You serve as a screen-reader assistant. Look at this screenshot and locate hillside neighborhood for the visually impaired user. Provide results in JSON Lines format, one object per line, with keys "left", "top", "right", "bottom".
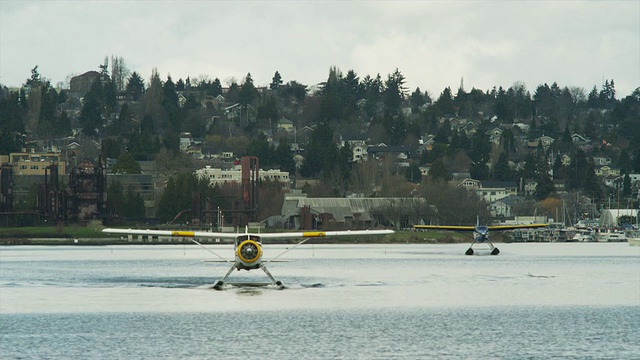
{"left": 1, "top": 62, "right": 639, "bottom": 235}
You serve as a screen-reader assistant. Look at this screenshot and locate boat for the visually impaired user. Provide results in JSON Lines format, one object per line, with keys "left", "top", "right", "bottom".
{"left": 594, "top": 229, "right": 627, "bottom": 242}
{"left": 626, "top": 231, "right": 640, "bottom": 246}
{"left": 571, "top": 231, "right": 596, "bottom": 242}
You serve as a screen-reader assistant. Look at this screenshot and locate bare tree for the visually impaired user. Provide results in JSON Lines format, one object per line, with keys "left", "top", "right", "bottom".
{"left": 111, "top": 55, "right": 130, "bottom": 92}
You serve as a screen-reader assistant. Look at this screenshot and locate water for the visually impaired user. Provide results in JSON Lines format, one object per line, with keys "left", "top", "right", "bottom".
{"left": 1, "top": 243, "right": 639, "bottom": 359}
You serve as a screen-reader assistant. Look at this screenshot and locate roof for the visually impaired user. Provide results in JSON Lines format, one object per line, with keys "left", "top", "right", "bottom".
{"left": 282, "top": 197, "right": 428, "bottom": 223}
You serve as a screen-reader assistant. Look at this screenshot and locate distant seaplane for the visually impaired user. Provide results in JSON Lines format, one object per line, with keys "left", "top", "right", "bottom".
{"left": 413, "top": 220, "right": 548, "bottom": 255}
{"left": 102, "top": 227, "right": 394, "bottom": 289}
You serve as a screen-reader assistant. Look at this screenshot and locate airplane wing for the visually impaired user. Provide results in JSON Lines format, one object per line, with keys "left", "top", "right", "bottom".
{"left": 413, "top": 224, "right": 549, "bottom": 231}
{"left": 413, "top": 225, "right": 476, "bottom": 231}
{"left": 102, "top": 228, "right": 394, "bottom": 239}
{"left": 257, "top": 229, "right": 395, "bottom": 239}
{"left": 102, "top": 228, "right": 240, "bottom": 239}
{"left": 487, "top": 224, "right": 549, "bottom": 231}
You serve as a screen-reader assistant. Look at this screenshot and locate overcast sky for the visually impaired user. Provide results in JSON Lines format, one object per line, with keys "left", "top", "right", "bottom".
{"left": 1, "top": 1, "right": 639, "bottom": 98}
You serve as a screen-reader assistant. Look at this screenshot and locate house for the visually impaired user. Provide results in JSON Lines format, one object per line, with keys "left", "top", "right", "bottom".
{"left": 352, "top": 144, "right": 368, "bottom": 162}
{"left": 277, "top": 117, "right": 294, "bottom": 132}
{"left": 458, "top": 121, "right": 478, "bottom": 136}
{"left": 195, "top": 165, "right": 290, "bottom": 189}
{"left": 201, "top": 94, "right": 225, "bottom": 110}
{"left": 340, "top": 134, "right": 369, "bottom": 148}
{"left": 475, "top": 181, "right": 518, "bottom": 203}
{"left": 593, "top": 156, "right": 612, "bottom": 166}
{"left": 486, "top": 127, "right": 503, "bottom": 145}
{"left": 179, "top": 132, "right": 193, "bottom": 152}
{"left": 489, "top": 194, "right": 524, "bottom": 218}
{"left": 9, "top": 152, "right": 66, "bottom": 175}
{"left": 571, "top": 133, "right": 590, "bottom": 145}
{"left": 367, "top": 145, "right": 411, "bottom": 162}
{"left": 595, "top": 165, "right": 619, "bottom": 178}
{"left": 527, "top": 135, "right": 555, "bottom": 151}
{"left": 512, "top": 123, "right": 530, "bottom": 133}
{"left": 524, "top": 179, "right": 538, "bottom": 196}
{"left": 177, "top": 93, "right": 187, "bottom": 108}
{"left": 419, "top": 135, "right": 436, "bottom": 152}
{"left": 455, "top": 178, "right": 481, "bottom": 191}
{"left": 280, "top": 194, "right": 434, "bottom": 230}
{"left": 70, "top": 71, "right": 100, "bottom": 94}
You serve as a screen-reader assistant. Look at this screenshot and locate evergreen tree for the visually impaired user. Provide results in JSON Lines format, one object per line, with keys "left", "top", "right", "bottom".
{"left": 37, "top": 84, "right": 56, "bottom": 136}
{"left": 107, "top": 180, "right": 125, "bottom": 220}
{"left": 300, "top": 122, "right": 337, "bottom": 178}
{"left": 319, "top": 67, "right": 346, "bottom": 122}
{"left": 362, "top": 74, "right": 383, "bottom": 117}
{"left": 124, "top": 187, "right": 145, "bottom": 219}
{"left": 162, "top": 75, "right": 180, "bottom": 131}
{"left": 617, "top": 149, "right": 632, "bottom": 174}
{"left": 494, "top": 153, "right": 513, "bottom": 181}
{"left": 246, "top": 133, "right": 274, "bottom": 167}
{"left": 534, "top": 157, "right": 555, "bottom": 200}
{"left": 428, "top": 159, "right": 451, "bottom": 183}
{"left": 239, "top": 73, "right": 259, "bottom": 106}
{"left": 567, "top": 149, "right": 588, "bottom": 190}
{"left": 434, "top": 87, "right": 455, "bottom": 115}
{"left": 126, "top": 71, "right": 145, "bottom": 101}
{"left": 274, "top": 138, "right": 296, "bottom": 174}
{"left": 405, "top": 162, "right": 422, "bottom": 183}
{"left": 112, "top": 151, "right": 141, "bottom": 174}
{"left": 270, "top": 71, "right": 283, "bottom": 91}
{"left": 582, "top": 161, "right": 603, "bottom": 201}
{"left": 383, "top": 68, "right": 405, "bottom": 117}
{"left": 256, "top": 96, "right": 279, "bottom": 129}
{"left": 623, "top": 173, "right": 632, "bottom": 198}
{"left": 79, "top": 85, "right": 102, "bottom": 137}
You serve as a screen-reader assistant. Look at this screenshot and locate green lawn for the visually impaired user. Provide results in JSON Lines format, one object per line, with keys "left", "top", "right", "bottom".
{"left": 0, "top": 226, "right": 105, "bottom": 238}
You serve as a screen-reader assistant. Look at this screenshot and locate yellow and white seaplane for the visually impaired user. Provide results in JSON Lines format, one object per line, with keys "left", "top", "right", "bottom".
{"left": 102, "top": 227, "right": 394, "bottom": 289}
{"left": 413, "top": 220, "right": 548, "bottom": 255}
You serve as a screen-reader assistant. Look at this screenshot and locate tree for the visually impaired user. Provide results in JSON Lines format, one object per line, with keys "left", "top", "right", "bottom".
{"left": 107, "top": 180, "right": 125, "bottom": 220}
{"left": 145, "top": 68, "right": 164, "bottom": 131}
{"left": 162, "top": 75, "right": 180, "bottom": 131}
{"left": 434, "top": 87, "right": 455, "bottom": 115}
{"left": 319, "top": 66, "right": 346, "bottom": 122}
{"left": 405, "top": 162, "right": 422, "bottom": 183}
{"left": 126, "top": 71, "right": 145, "bottom": 101}
{"left": 534, "top": 171, "right": 555, "bottom": 200}
{"left": 410, "top": 87, "right": 428, "bottom": 113}
{"left": 428, "top": 159, "right": 451, "bottom": 183}
{"left": 582, "top": 161, "right": 603, "bottom": 201}
{"left": 300, "top": 122, "right": 338, "bottom": 178}
{"left": 383, "top": 68, "right": 406, "bottom": 116}
{"left": 239, "top": 73, "right": 259, "bottom": 107}
{"left": 110, "top": 55, "right": 130, "bottom": 92}
{"left": 274, "top": 138, "right": 296, "bottom": 174}
{"left": 256, "top": 96, "right": 279, "bottom": 129}
{"left": 567, "top": 149, "right": 588, "bottom": 190}
{"left": 124, "top": 187, "right": 145, "bottom": 219}
{"left": 37, "top": 83, "right": 56, "bottom": 136}
{"left": 493, "top": 153, "right": 513, "bottom": 181}
{"left": 111, "top": 151, "right": 141, "bottom": 174}
{"left": 79, "top": 84, "right": 102, "bottom": 137}
{"left": 270, "top": 71, "right": 283, "bottom": 91}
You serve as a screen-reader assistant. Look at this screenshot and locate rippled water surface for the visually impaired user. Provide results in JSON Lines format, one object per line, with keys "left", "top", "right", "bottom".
{"left": 1, "top": 243, "right": 639, "bottom": 359}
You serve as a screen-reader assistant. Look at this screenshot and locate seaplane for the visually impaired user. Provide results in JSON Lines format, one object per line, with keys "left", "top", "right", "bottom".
{"left": 102, "top": 227, "right": 394, "bottom": 289}
{"left": 413, "top": 220, "right": 548, "bottom": 255}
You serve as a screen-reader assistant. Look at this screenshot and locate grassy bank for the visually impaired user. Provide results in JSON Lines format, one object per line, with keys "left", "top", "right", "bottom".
{"left": 0, "top": 226, "right": 471, "bottom": 245}
{"left": 0, "top": 226, "right": 105, "bottom": 239}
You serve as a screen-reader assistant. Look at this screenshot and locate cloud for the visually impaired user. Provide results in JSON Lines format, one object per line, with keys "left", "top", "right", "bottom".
{"left": 1, "top": 1, "right": 638, "bottom": 96}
